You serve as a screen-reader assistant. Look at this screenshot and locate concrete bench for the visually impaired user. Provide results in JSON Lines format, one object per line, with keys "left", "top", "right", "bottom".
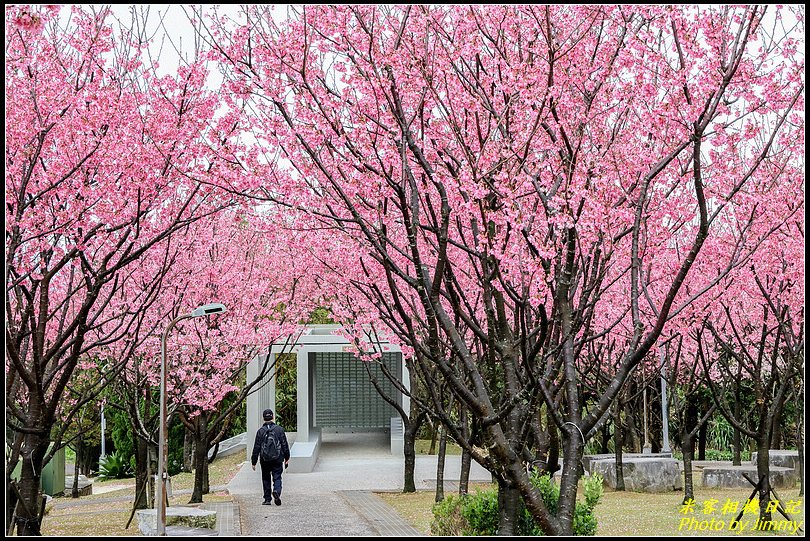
{"left": 702, "top": 465, "right": 798, "bottom": 489}
{"left": 65, "top": 474, "right": 92, "bottom": 496}
{"left": 209, "top": 432, "right": 247, "bottom": 460}
{"left": 136, "top": 507, "right": 217, "bottom": 536}
{"left": 750, "top": 450, "right": 800, "bottom": 471}
{"left": 591, "top": 457, "right": 682, "bottom": 493}
{"left": 583, "top": 452, "right": 672, "bottom": 474}
{"left": 288, "top": 437, "right": 320, "bottom": 473}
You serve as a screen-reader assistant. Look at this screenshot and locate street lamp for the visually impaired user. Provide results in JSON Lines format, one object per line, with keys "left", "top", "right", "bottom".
{"left": 156, "top": 303, "right": 227, "bottom": 536}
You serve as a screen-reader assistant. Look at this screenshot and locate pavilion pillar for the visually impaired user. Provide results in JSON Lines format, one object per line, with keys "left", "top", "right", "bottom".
{"left": 296, "top": 347, "right": 310, "bottom": 442}
{"left": 246, "top": 352, "right": 276, "bottom": 461}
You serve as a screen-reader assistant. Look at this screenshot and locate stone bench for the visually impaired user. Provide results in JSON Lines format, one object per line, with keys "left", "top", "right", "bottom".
{"left": 583, "top": 452, "right": 672, "bottom": 474}
{"left": 288, "top": 429, "right": 321, "bottom": 473}
{"left": 702, "top": 465, "right": 798, "bottom": 489}
{"left": 136, "top": 507, "right": 217, "bottom": 536}
{"left": 750, "top": 450, "right": 800, "bottom": 471}
{"left": 591, "top": 457, "right": 682, "bottom": 493}
{"left": 65, "top": 474, "right": 92, "bottom": 496}
{"left": 209, "top": 432, "right": 247, "bottom": 460}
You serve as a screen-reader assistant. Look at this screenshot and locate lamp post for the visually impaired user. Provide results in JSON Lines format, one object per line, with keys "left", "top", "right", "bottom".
{"left": 100, "top": 402, "right": 106, "bottom": 459}
{"left": 156, "top": 303, "right": 227, "bottom": 536}
{"left": 660, "top": 344, "right": 672, "bottom": 454}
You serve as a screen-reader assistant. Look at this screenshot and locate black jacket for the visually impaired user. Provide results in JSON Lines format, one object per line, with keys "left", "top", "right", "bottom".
{"left": 251, "top": 422, "right": 290, "bottom": 465}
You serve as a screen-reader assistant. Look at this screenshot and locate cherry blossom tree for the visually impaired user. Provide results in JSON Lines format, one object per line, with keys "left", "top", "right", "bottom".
{"left": 207, "top": 5, "right": 804, "bottom": 534}
{"left": 4, "top": 6, "right": 244, "bottom": 533}
{"left": 136, "top": 209, "right": 315, "bottom": 503}
{"left": 697, "top": 241, "right": 804, "bottom": 522}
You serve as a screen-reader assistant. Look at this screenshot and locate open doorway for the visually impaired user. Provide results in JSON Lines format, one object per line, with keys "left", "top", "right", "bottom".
{"left": 274, "top": 353, "right": 297, "bottom": 433}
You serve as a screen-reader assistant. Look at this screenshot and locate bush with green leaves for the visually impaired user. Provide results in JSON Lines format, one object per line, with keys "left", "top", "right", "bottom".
{"left": 461, "top": 488, "right": 499, "bottom": 535}
{"left": 431, "top": 471, "right": 603, "bottom": 535}
{"left": 97, "top": 451, "right": 133, "bottom": 481}
{"left": 431, "top": 494, "right": 466, "bottom": 536}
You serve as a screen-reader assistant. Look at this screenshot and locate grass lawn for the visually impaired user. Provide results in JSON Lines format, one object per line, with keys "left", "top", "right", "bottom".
{"left": 41, "top": 453, "right": 245, "bottom": 536}
{"left": 171, "top": 452, "right": 245, "bottom": 491}
{"left": 415, "top": 438, "right": 463, "bottom": 455}
{"left": 378, "top": 471, "right": 805, "bottom": 536}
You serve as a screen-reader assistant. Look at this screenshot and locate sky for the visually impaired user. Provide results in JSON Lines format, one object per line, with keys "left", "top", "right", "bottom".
{"left": 61, "top": 5, "right": 802, "bottom": 78}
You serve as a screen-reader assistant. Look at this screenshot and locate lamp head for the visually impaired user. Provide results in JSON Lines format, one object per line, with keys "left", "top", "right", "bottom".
{"left": 191, "top": 303, "right": 227, "bottom": 317}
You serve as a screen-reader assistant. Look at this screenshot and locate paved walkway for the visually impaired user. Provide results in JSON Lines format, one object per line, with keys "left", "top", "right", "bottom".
{"left": 203, "top": 500, "right": 240, "bottom": 536}
{"left": 341, "top": 491, "right": 421, "bottom": 536}
{"left": 228, "top": 432, "right": 491, "bottom": 536}
{"left": 57, "top": 432, "right": 489, "bottom": 536}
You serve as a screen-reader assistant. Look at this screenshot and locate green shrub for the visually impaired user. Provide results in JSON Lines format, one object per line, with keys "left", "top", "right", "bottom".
{"left": 584, "top": 473, "right": 603, "bottom": 510}
{"left": 708, "top": 416, "right": 735, "bottom": 451}
{"left": 431, "top": 472, "right": 603, "bottom": 535}
{"left": 431, "top": 494, "right": 466, "bottom": 536}
{"left": 106, "top": 406, "right": 136, "bottom": 472}
{"left": 460, "top": 489, "right": 499, "bottom": 535}
{"left": 701, "top": 448, "right": 751, "bottom": 461}
{"left": 97, "top": 451, "right": 133, "bottom": 481}
{"left": 572, "top": 504, "right": 598, "bottom": 536}
{"left": 533, "top": 470, "right": 560, "bottom": 515}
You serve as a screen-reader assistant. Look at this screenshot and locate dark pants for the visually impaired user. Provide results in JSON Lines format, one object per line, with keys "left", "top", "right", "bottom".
{"left": 260, "top": 460, "right": 284, "bottom": 501}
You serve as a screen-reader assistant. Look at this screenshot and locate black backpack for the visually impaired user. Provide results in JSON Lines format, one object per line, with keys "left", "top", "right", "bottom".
{"left": 260, "top": 425, "right": 282, "bottom": 462}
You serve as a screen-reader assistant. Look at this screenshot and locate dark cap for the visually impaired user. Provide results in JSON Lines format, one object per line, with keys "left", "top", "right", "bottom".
{"left": 262, "top": 409, "right": 274, "bottom": 421}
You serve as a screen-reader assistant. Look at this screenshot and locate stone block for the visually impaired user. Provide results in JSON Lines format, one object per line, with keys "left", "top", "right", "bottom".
{"left": 702, "top": 465, "right": 797, "bottom": 489}
{"left": 209, "top": 432, "right": 247, "bottom": 460}
{"left": 591, "top": 457, "right": 682, "bottom": 493}
{"left": 65, "top": 474, "right": 92, "bottom": 496}
{"left": 288, "top": 429, "right": 321, "bottom": 473}
{"left": 750, "top": 450, "right": 800, "bottom": 471}
{"left": 136, "top": 507, "right": 217, "bottom": 536}
{"left": 583, "top": 452, "right": 672, "bottom": 474}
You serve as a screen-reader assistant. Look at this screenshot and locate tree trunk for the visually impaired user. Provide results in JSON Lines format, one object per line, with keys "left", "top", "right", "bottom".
{"left": 15, "top": 434, "right": 48, "bottom": 535}
{"left": 771, "top": 419, "right": 782, "bottom": 450}
{"left": 459, "top": 406, "right": 471, "bottom": 495}
{"left": 459, "top": 448, "right": 472, "bottom": 496}
{"left": 7, "top": 477, "right": 19, "bottom": 535}
{"left": 189, "top": 418, "right": 209, "bottom": 504}
{"left": 183, "top": 427, "right": 194, "bottom": 473}
{"left": 732, "top": 427, "right": 742, "bottom": 465}
{"left": 770, "top": 389, "right": 789, "bottom": 450}
{"left": 147, "top": 445, "right": 155, "bottom": 510}
{"left": 797, "top": 418, "right": 804, "bottom": 497}
{"left": 556, "top": 430, "right": 585, "bottom": 535}
{"left": 71, "top": 440, "right": 82, "bottom": 498}
{"left": 733, "top": 366, "right": 742, "bottom": 465}
{"left": 625, "top": 399, "right": 640, "bottom": 453}
{"left": 798, "top": 386, "right": 804, "bottom": 497}
{"left": 133, "top": 436, "right": 149, "bottom": 510}
{"left": 202, "top": 451, "right": 210, "bottom": 494}
{"left": 614, "top": 404, "right": 625, "bottom": 491}
{"left": 755, "top": 433, "right": 772, "bottom": 523}
{"left": 496, "top": 479, "right": 521, "bottom": 536}
{"left": 600, "top": 422, "right": 611, "bottom": 454}
{"left": 545, "top": 409, "right": 560, "bottom": 476}
{"left": 697, "top": 421, "right": 708, "bottom": 461}
{"left": 685, "top": 400, "right": 698, "bottom": 459}
{"left": 79, "top": 442, "right": 95, "bottom": 476}
{"left": 682, "top": 432, "right": 695, "bottom": 503}
{"left": 428, "top": 420, "right": 438, "bottom": 455}
{"left": 403, "top": 420, "right": 418, "bottom": 493}
{"left": 435, "top": 425, "right": 447, "bottom": 502}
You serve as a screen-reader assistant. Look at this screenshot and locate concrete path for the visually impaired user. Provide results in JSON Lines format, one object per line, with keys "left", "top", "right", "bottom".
{"left": 228, "top": 432, "right": 491, "bottom": 536}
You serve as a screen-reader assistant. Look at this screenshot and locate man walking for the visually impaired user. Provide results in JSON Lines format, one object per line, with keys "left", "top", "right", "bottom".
{"left": 251, "top": 409, "right": 290, "bottom": 505}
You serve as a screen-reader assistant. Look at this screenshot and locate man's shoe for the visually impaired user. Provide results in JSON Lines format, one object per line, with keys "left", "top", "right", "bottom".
{"left": 273, "top": 492, "right": 281, "bottom": 506}
{"left": 262, "top": 500, "right": 272, "bottom": 505}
